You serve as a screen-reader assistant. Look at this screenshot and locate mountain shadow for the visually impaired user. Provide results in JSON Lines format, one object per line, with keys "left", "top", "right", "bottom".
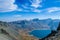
{"left": 57, "top": 22, "right": 60, "bottom": 31}
{"left": 39, "top": 22, "right": 60, "bottom": 40}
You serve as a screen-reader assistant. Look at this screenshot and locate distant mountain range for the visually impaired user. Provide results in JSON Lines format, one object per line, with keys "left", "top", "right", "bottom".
{"left": 9, "top": 18, "right": 60, "bottom": 31}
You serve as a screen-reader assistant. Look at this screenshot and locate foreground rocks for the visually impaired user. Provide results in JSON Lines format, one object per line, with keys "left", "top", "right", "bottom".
{"left": 0, "top": 32, "right": 13, "bottom": 40}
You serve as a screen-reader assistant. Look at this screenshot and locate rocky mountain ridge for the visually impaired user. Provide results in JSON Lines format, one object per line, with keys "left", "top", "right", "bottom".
{"left": 0, "top": 19, "right": 60, "bottom": 40}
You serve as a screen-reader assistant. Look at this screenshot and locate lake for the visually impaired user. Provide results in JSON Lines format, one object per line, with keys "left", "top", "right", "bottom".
{"left": 30, "top": 30, "right": 51, "bottom": 38}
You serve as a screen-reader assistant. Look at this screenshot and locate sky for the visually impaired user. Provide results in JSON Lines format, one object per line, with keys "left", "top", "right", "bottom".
{"left": 0, "top": 0, "right": 60, "bottom": 22}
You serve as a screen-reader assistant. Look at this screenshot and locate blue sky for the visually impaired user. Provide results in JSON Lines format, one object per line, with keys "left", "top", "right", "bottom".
{"left": 0, "top": 0, "right": 60, "bottom": 22}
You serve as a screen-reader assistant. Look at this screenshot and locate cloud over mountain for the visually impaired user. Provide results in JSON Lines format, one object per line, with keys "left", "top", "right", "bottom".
{"left": 0, "top": 0, "right": 17, "bottom": 12}
{"left": 30, "top": 0, "right": 42, "bottom": 8}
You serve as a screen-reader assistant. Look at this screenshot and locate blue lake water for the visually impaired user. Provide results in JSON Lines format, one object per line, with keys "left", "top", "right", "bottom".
{"left": 30, "top": 30, "right": 51, "bottom": 38}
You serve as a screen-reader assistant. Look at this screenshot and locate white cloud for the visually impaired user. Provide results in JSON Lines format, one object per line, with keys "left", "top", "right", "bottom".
{"left": 47, "top": 7, "right": 60, "bottom": 13}
{"left": 0, "top": 0, "right": 17, "bottom": 12}
{"left": 0, "top": 15, "right": 22, "bottom": 22}
{"left": 31, "top": 9, "right": 42, "bottom": 13}
{"left": 13, "top": 15, "right": 22, "bottom": 18}
{"left": 30, "top": 0, "right": 42, "bottom": 8}
{"left": 17, "top": 8, "right": 42, "bottom": 13}
{"left": 10, "top": 15, "right": 22, "bottom": 21}
{"left": 16, "top": 9, "right": 23, "bottom": 11}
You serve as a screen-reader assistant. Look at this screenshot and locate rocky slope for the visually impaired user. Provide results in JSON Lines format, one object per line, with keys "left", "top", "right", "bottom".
{"left": 0, "top": 21, "right": 39, "bottom": 40}
{"left": 0, "top": 33, "right": 13, "bottom": 40}
{"left": 39, "top": 23, "right": 60, "bottom": 40}
{"left": 0, "top": 19, "right": 60, "bottom": 40}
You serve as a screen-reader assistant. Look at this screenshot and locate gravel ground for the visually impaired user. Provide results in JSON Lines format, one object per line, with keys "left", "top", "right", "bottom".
{"left": 0, "top": 33, "right": 12, "bottom": 40}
